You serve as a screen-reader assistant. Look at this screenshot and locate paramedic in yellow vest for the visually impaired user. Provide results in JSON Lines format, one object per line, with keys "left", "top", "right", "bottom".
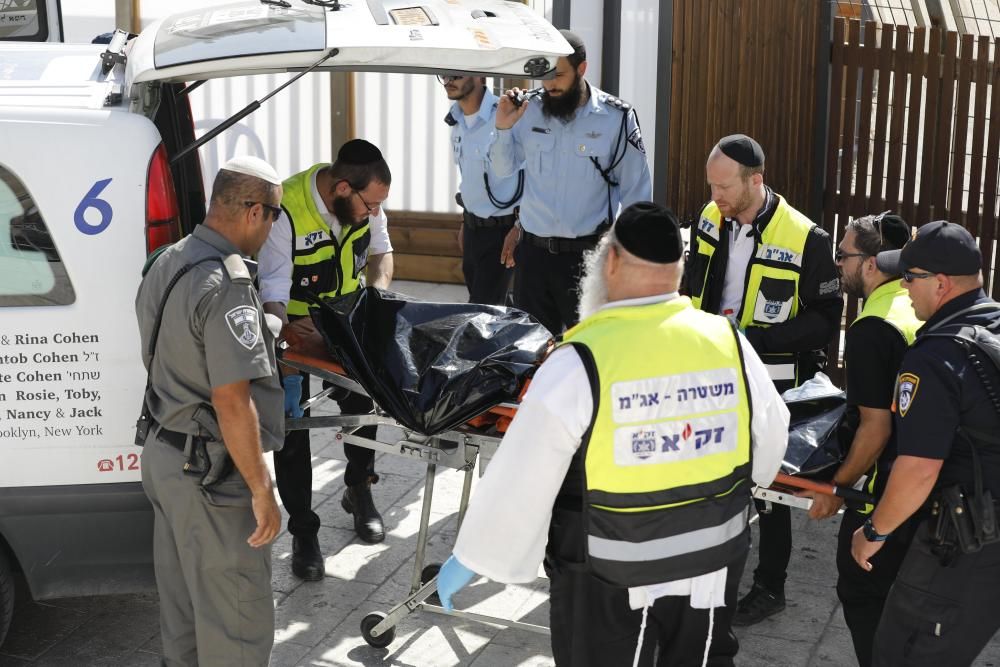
{"left": 801, "top": 213, "right": 920, "bottom": 667}
{"left": 436, "top": 202, "right": 790, "bottom": 666}
{"left": 682, "top": 134, "right": 842, "bottom": 626}
{"left": 258, "top": 139, "right": 394, "bottom": 581}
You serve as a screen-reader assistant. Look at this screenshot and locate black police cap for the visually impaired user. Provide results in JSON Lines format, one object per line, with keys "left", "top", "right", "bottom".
{"left": 614, "top": 202, "right": 683, "bottom": 264}
{"left": 876, "top": 220, "right": 981, "bottom": 276}
{"left": 337, "top": 139, "right": 383, "bottom": 165}
{"left": 718, "top": 134, "right": 765, "bottom": 168}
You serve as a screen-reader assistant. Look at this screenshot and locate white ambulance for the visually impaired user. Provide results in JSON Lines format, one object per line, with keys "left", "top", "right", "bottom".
{"left": 0, "top": 0, "right": 568, "bottom": 644}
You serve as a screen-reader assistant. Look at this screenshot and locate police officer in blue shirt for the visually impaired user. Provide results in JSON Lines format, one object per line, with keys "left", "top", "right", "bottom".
{"left": 489, "top": 29, "right": 652, "bottom": 334}
{"left": 439, "top": 74, "right": 521, "bottom": 305}
{"left": 852, "top": 221, "right": 1000, "bottom": 666}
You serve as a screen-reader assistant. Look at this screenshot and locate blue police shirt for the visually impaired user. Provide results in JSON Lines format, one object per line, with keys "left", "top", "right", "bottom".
{"left": 894, "top": 288, "right": 1000, "bottom": 497}
{"left": 488, "top": 83, "right": 652, "bottom": 239}
{"left": 449, "top": 88, "right": 521, "bottom": 218}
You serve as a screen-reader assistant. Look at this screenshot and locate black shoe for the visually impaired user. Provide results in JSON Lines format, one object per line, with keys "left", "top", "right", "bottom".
{"left": 341, "top": 483, "right": 385, "bottom": 543}
{"left": 291, "top": 535, "right": 325, "bottom": 581}
{"left": 733, "top": 583, "right": 786, "bottom": 626}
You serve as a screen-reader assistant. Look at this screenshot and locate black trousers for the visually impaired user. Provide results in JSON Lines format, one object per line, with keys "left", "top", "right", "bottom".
{"left": 836, "top": 510, "right": 917, "bottom": 667}
{"left": 272, "top": 372, "right": 377, "bottom": 538}
{"left": 545, "top": 506, "right": 745, "bottom": 667}
{"left": 872, "top": 519, "right": 1000, "bottom": 667}
{"left": 751, "top": 498, "right": 791, "bottom": 594}
{"left": 462, "top": 212, "right": 514, "bottom": 306}
{"left": 512, "top": 240, "right": 588, "bottom": 335}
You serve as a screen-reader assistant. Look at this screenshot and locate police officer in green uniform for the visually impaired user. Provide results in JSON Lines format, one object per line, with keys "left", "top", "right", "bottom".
{"left": 683, "top": 134, "right": 842, "bottom": 625}
{"left": 135, "top": 157, "right": 284, "bottom": 666}
{"left": 806, "top": 213, "right": 919, "bottom": 667}
{"left": 437, "top": 203, "right": 790, "bottom": 666}
{"left": 853, "top": 221, "right": 1000, "bottom": 666}
{"left": 258, "top": 140, "right": 394, "bottom": 580}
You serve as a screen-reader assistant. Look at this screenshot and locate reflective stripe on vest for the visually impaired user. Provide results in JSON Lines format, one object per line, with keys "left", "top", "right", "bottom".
{"left": 850, "top": 281, "right": 920, "bottom": 513}
{"left": 562, "top": 298, "right": 753, "bottom": 586}
{"left": 690, "top": 196, "right": 814, "bottom": 390}
{"left": 283, "top": 165, "right": 371, "bottom": 316}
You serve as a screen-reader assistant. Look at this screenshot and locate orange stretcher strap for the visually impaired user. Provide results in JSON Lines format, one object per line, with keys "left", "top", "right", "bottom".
{"left": 772, "top": 472, "right": 875, "bottom": 505}
{"left": 282, "top": 349, "right": 347, "bottom": 377}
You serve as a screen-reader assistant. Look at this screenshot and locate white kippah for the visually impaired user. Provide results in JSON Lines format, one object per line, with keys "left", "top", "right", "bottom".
{"left": 220, "top": 156, "right": 282, "bottom": 185}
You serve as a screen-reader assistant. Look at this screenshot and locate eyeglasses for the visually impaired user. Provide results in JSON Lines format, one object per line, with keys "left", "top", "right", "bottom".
{"left": 352, "top": 189, "right": 380, "bottom": 215}
{"left": 835, "top": 250, "right": 869, "bottom": 262}
{"left": 436, "top": 74, "right": 465, "bottom": 85}
{"left": 245, "top": 201, "right": 282, "bottom": 222}
{"left": 902, "top": 270, "right": 935, "bottom": 283}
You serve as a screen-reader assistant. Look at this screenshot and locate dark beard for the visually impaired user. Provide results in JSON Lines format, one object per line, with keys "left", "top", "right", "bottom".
{"left": 541, "top": 76, "right": 583, "bottom": 122}
{"left": 332, "top": 193, "right": 365, "bottom": 227}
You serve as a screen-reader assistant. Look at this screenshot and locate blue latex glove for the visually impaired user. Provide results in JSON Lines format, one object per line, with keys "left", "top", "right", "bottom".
{"left": 436, "top": 554, "right": 476, "bottom": 612}
{"left": 283, "top": 375, "right": 304, "bottom": 418}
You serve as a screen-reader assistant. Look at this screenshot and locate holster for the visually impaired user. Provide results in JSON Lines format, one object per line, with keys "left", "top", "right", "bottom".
{"left": 182, "top": 404, "right": 234, "bottom": 488}
{"left": 931, "top": 484, "right": 1000, "bottom": 559}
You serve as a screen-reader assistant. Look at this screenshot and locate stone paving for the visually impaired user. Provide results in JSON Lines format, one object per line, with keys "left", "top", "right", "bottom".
{"left": 2, "top": 281, "right": 1000, "bottom": 666}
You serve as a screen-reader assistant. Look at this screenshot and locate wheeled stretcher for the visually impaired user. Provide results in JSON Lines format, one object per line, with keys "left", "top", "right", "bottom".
{"left": 280, "top": 346, "right": 548, "bottom": 648}
{"left": 279, "top": 289, "right": 870, "bottom": 648}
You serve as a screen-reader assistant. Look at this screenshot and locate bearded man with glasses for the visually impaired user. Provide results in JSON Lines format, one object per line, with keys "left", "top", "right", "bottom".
{"left": 812, "top": 212, "right": 921, "bottom": 667}
{"left": 257, "top": 139, "right": 394, "bottom": 580}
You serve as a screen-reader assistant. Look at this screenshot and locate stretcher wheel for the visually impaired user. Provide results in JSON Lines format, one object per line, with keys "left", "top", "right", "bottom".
{"left": 420, "top": 563, "right": 441, "bottom": 585}
{"left": 360, "top": 611, "right": 395, "bottom": 648}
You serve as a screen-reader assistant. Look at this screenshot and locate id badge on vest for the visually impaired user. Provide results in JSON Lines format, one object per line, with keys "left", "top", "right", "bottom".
{"left": 752, "top": 277, "right": 795, "bottom": 325}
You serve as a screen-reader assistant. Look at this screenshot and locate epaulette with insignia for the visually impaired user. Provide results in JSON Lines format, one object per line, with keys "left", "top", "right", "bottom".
{"left": 444, "top": 111, "right": 458, "bottom": 127}
{"left": 222, "top": 254, "right": 252, "bottom": 284}
{"left": 599, "top": 93, "right": 632, "bottom": 112}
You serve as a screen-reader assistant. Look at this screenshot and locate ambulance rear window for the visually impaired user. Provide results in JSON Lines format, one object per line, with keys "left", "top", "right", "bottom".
{"left": 0, "top": 166, "right": 75, "bottom": 307}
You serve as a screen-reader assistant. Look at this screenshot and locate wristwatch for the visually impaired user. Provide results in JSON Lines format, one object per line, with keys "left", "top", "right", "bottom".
{"left": 862, "top": 517, "right": 890, "bottom": 542}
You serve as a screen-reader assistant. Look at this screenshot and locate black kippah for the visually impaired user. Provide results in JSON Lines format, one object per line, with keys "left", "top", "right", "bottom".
{"left": 559, "top": 29, "right": 586, "bottom": 62}
{"left": 718, "top": 134, "right": 765, "bottom": 168}
{"left": 875, "top": 213, "right": 910, "bottom": 251}
{"left": 614, "top": 202, "right": 683, "bottom": 264}
{"left": 337, "top": 139, "right": 383, "bottom": 165}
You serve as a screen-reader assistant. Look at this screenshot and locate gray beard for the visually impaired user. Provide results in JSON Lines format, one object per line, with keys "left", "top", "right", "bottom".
{"left": 577, "top": 238, "right": 612, "bottom": 320}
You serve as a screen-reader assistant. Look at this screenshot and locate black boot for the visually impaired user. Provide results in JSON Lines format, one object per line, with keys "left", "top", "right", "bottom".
{"left": 341, "top": 482, "right": 385, "bottom": 543}
{"left": 291, "top": 535, "right": 325, "bottom": 581}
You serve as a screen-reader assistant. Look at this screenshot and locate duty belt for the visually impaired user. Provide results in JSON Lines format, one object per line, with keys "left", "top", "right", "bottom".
{"left": 154, "top": 423, "right": 208, "bottom": 452}
{"left": 463, "top": 211, "right": 516, "bottom": 229}
{"left": 523, "top": 230, "right": 605, "bottom": 254}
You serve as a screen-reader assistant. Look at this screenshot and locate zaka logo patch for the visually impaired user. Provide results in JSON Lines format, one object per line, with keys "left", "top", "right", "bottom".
{"left": 226, "top": 305, "right": 260, "bottom": 350}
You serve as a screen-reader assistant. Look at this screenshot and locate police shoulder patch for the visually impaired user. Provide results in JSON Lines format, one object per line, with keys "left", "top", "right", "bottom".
{"left": 225, "top": 305, "right": 260, "bottom": 350}
{"left": 895, "top": 372, "right": 920, "bottom": 417}
{"left": 628, "top": 126, "right": 646, "bottom": 154}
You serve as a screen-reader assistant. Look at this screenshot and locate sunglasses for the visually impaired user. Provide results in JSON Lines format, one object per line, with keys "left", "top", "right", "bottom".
{"left": 436, "top": 74, "right": 465, "bottom": 85}
{"left": 902, "top": 270, "right": 935, "bottom": 283}
{"left": 245, "top": 200, "right": 282, "bottom": 222}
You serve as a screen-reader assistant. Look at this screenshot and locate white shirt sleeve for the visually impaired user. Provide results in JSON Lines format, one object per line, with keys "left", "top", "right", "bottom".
{"left": 257, "top": 211, "right": 293, "bottom": 305}
{"left": 738, "top": 332, "right": 790, "bottom": 487}
{"left": 453, "top": 346, "right": 592, "bottom": 583}
{"left": 368, "top": 207, "right": 392, "bottom": 255}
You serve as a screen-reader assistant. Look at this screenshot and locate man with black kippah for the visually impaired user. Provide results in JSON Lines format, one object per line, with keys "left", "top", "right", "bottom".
{"left": 683, "top": 134, "right": 842, "bottom": 625}
{"left": 851, "top": 221, "right": 1000, "bottom": 666}
{"left": 489, "top": 29, "right": 652, "bottom": 336}
{"left": 258, "top": 139, "right": 395, "bottom": 580}
{"left": 807, "top": 212, "right": 921, "bottom": 667}
{"left": 435, "top": 202, "right": 790, "bottom": 666}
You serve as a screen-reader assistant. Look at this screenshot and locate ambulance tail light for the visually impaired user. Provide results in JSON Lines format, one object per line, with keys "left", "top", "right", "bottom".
{"left": 146, "top": 143, "right": 182, "bottom": 255}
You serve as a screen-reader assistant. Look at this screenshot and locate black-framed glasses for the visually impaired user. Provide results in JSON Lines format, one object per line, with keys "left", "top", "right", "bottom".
{"left": 352, "top": 189, "right": 380, "bottom": 215}
{"left": 436, "top": 74, "right": 465, "bottom": 85}
{"left": 245, "top": 201, "right": 282, "bottom": 222}
{"left": 903, "top": 270, "right": 935, "bottom": 283}
{"left": 835, "top": 249, "right": 869, "bottom": 262}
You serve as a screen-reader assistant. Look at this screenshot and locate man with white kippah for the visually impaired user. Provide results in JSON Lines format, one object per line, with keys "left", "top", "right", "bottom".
{"left": 135, "top": 156, "right": 285, "bottom": 665}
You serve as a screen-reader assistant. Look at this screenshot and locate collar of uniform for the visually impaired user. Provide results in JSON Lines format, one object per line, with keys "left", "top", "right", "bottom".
{"left": 598, "top": 292, "right": 680, "bottom": 312}
{"left": 192, "top": 223, "right": 242, "bottom": 257}
{"left": 309, "top": 166, "right": 339, "bottom": 227}
{"left": 917, "top": 288, "right": 989, "bottom": 336}
{"left": 866, "top": 279, "right": 907, "bottom": 304}
{"left": 580, "top": 81, "right": 606, "bottom": 118}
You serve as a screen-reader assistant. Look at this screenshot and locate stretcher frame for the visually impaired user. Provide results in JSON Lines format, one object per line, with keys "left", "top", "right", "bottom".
{"left": 279, "top": 349, "right": 550, "bottom": 648}
{"left": 279, "top": 348, "right": 870, "bottom": 648}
